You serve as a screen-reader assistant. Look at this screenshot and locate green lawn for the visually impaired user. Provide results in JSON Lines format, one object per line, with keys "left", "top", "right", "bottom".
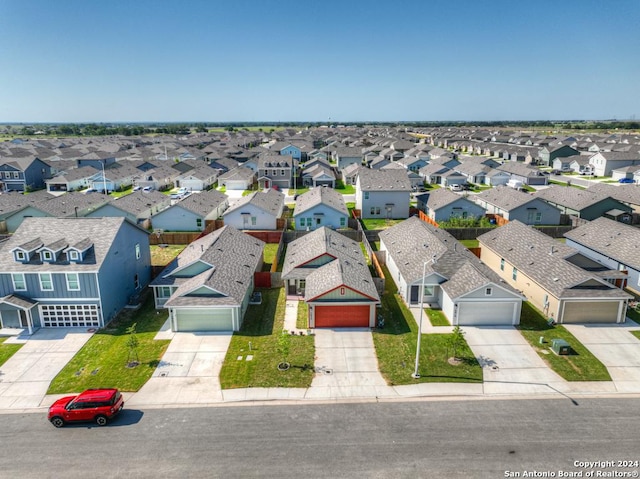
{"left": 292, "top": 187, "right": 310, "bottom": 195}
{"left": 360, "top": 218, "right": 406, "bottom": 230}
{"left": 335, "top": 181, "right": 355, "bottom": 194}
{"left": 47, "top": 294, "right": 171, "bottom": 393}
{"left": 219, "top": 289, "right": 315, "bottom": 389}
{"left": 372, "top": 266, "right": 483, "bottom": 385}
{"left": 0, "top": 337, "right": 23, "bottom": 367}
{"left": 516, "top": 302, "right": 611, "bottom": 381}
{"left": 262, "top": 243, "right": 279, "bottom": 272}
{"left": 109, "top": 186, "right": 133, "bottom": 199}
{"left": 459, "top": 239, "right": 479, "bottom": 248}
{"left": 297, "top": 301, "right": 308, "bottom": 329}
{"left": 150, "top": 244, "right": 186, "bottom": 267}
{"left": 426, "top": 308, "right": 450, "bottom": 326}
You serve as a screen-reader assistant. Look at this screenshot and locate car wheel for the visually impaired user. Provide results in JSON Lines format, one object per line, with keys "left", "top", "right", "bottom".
{"left": 95, "top": 415, "right": 108, "bottom": 426}
{"left": 50, "top": 416, "right": 65, "bottom": 428}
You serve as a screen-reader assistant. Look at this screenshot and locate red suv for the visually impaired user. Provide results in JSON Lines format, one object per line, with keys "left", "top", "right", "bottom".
{"left": 48, "top": 388, "right": 124, "bottom": 428}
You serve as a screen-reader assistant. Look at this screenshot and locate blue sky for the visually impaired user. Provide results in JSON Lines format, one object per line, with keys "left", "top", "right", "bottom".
{"left": 1, "top": 0, "right": 638, "bottom": 122}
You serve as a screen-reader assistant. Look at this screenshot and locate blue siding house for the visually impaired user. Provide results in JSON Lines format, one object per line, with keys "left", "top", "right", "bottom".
{"left": 0, "top": 156, "right": 52, "bottom": 192}
{"left": 0, "top": 217, "right": 151, "bottom": 333}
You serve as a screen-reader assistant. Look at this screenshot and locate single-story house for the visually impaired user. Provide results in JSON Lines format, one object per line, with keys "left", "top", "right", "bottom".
{"left": 223, "top": 188, "right": 284, "bottom": 230}
{"left": 423, "top": 188, "right": 486, "bottom": 223}
{"left": 534, "top": 186, "right": 632, "bottom": 221}
{"left": 150, "top": 190, "right": 229, "bottom": 232}
{"left": 293, "top": 186, "right": 348, "bottom": 230}
{"left": 218, "top": 166, "right": 256, "bottom": 190}
{"left": 473, "top": 186, "right": 562, "bottom": 225}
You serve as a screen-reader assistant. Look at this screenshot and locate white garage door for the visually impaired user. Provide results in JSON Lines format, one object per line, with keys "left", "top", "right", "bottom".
{"left": 457, "top": 302, "right": 517, "bottom": 326}
{"left": 175, "top": 308, "right": 234, "bottom": 332}
{"left": 562, "top": 301, "right": 620, "bottom": 324}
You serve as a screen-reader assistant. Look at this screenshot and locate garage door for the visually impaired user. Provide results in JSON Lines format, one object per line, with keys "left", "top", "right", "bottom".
{"left": 457, "top": 302, "right": 517, "bottom": 326}
{"left": 315, "top": 305, "right": 370, "bottom": 328}
{"left": 175, "top": 308, "right": 233, "bottom": 332}
{"left": 562, "top": 301, "right": 620, "bottom": 324}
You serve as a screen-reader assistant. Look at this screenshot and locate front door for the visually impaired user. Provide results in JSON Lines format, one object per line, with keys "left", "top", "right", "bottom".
{"left": 410, "top": 285, "right": 419, "bottom": 304}
{"left": 265, "top": 179, "right": 270, "bottom": 188}
{"left": 19, "top": 310, "right": 28, "bottom": 327}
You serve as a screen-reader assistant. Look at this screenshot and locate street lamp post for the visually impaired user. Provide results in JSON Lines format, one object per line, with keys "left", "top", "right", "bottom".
{"left": 411, "top": 260, "right": 428, "bottom": 379}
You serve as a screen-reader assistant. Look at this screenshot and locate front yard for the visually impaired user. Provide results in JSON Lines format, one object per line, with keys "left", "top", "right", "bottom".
{"left": 150, "top": 244, "right": 187, "bottom": 266}
{"left": 0, "top": 337, "right": 23, "bottom": 367}
{"left": 47, "top": 293, "right": 171, "bottom": 393}
{"left": 360, "top": 218, "right": 406, "bottom": 230}
{"left": 516, "top": 302, "right": 611, "bottom": 381}
{"left": 219, "top": 288, "right": 315, "bottom": 389}
{"left": 372, "top": 266, "right": 483, "bottom": 384}
{"left": 262, "top": 243, "right": 280, "bottom": 272}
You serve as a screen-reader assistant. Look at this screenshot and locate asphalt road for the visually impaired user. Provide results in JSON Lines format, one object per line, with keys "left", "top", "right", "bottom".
{"left": 2, "top": 398, "right": 639, "bottom": 479}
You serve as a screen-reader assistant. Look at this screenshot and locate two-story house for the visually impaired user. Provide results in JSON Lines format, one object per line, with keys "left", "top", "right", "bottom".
{"left": 355, "top": 168, "right": 411, "bottom": 219}
{"left": 0, "top": 217, "right": 151, "bottom": 334}
{"left": 0, "top": 156, "right": 52, "bottom": 192}
{"left": 257, "top": 155, "right": 295, "bottom": 190}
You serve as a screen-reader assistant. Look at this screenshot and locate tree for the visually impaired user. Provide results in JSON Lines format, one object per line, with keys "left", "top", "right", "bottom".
{"left": 126, "top": 323, "right": 140, "bottom": 366}
{"left": 447, "top": 325, "right": 466, "bottom": 360}
{"left": 277, "top": 330, "right": 291, "bottom": 370}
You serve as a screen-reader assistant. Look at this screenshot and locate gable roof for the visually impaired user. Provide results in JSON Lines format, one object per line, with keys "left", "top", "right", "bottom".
{"left": 169, "top": 189, "right": 228, "bottom": 217}
{"left": 357, "top": 168, "right": 411, "bottom": 191}
{"left": 534, "top": 185, "right": 628, "bottom": 212}
{"left": 425, "top": 188, "right": 480, "bottom": 212}
{"left": 224, "top": 188, "right": 283, "bottom": 217}
{"left": 474, "top": 185, "right": 542, "bottom": 211}
{"left": 294, "top": 187, "right": 348, "bottom": 216}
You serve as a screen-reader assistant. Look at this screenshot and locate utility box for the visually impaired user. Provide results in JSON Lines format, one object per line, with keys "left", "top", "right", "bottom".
{"left": 551, "top": 339, "right": 571, "bottom": 355}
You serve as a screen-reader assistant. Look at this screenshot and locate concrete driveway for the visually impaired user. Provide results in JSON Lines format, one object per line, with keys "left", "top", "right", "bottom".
{"left": 307, "top": 329, "right": 394, "bottom": 399}
{"left": 0, "top": 328, "right": 93, "bottom": 409}
{"left": 564, "top": 321, "right": 640, "bottom": 393}
{"left": 463, "top": 326, "right": 570, "bottom": 395}
{"left": 127, "top": 331, "right": 232, "bottom": 407}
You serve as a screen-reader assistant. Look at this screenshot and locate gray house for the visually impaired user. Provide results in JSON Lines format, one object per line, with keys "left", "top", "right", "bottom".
{"left": 86, "top": 190, "right": 171, "bottom": 224}
{"left": 473, "top": 186, "right": 562, "bottom": 225}
{"left": 423, "top": 188, "right": 486, "bottom": 223}
{"left": 150, "top": 226, "right": 264, "bottom": 332}
{"left": 223, "top": 188, "right": 284, "bottom": 230}
{"left": 0, "top": 156, "right": 52, "bottom": 192}
{"left": 534, "top": 186, "right": 632, "bottom": 221}
{"left": 355, "top": 168, "right": 411, "bottom": 219}
{"left": 257, "top": 154, "right": 295, "bottom": 189}
{"left": 539, "top": 145, "right": 580, "bottom": 166}
{"left": 0, "top": 217, "right": 151, "bottom": 333}
{"left": 334, "top": 147, "right": 363, "bottom": 170}
{"left": 150, "top": 189, "right": 229, "bottom": 232}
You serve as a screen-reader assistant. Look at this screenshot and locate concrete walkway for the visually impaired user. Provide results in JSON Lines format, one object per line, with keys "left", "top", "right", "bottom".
{"left": 0, "top": 328, "right": 93, "bottom": 409}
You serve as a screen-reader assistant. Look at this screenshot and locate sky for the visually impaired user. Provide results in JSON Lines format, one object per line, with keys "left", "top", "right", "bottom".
{"left": 0, "top": 0, "right": 639, "bottom": 123}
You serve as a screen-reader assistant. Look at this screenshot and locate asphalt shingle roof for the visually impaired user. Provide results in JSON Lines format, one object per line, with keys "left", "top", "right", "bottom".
{"left": 357, "top": 168, "right": 411, "bottom": 191}
{"left": 294, "top": 187, "right": 348, "bottom": 216}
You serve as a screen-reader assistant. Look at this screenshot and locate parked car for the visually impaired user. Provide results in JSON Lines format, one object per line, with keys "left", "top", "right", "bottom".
{"left": 449, "top": 184, "right": 463, "bottom": 191}
{"left": 170, "top": 187, "right": 189, "bottom": 199}
{"left": 551, "top": 169, "right": 562, "bottom": 175}
{"left": 142, "top": 186, "right": 153, "bottom": 192}
{"left": 48, "top": 388, "right": 124, "bottom": 428}
{"left": 618, "top": 178, "right": 635, "bottom": 184}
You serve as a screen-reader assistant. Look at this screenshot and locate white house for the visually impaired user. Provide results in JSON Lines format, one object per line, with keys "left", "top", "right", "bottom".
{"left": 223, "top": 188, "right": 284, "bottom": 230}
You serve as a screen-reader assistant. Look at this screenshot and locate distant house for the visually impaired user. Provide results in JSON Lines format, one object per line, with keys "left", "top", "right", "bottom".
{"left": 334, "top": 147, "right": 363, "bottom": 170}
{"left": 588, "top": 183, "right": 640, "bottom": 213}
{"left": 90, "top": 163, "right": 140, "bottom": 193}
{"left": 0, "top": 156, "right": 52, "bottom": 192}
{"left": 301, "top": 163, "right": 335, "bottom": 188}
{"left": 423, "top": 188, "right": 486, "bottom": 223}
{"left": 223, "top": 188, "right": 284, "bottom": 230}
{"left": 496, "top": 162, "right": 548, "bottom": 186}
{"left": 134, "top": 164, "right": 181, "bottom": 191}
{"left": 293, "top": 187, "right": 348, "bottom": 230}
{"left": 86, "top": 190, "right": 171, "bottom": 224}
{"left": 588, "top": 151, "right": 640, "bottom": 177}
{"left": 0, "top": 217, "right": 151, "bottom": 333}
{"left": 379, "top": 217, "right": 523, "bottom": 325}
{"left": 355, "top": 168, "right": 411, "bottom": 219}
{"left": 534, "top": 186, "right": 632, "bottom": 221}
{"left": 478, "top": 220, "right": 631, "bottom": 324}
{"left": 281, "top": 227, "right": 379, "bottom": 328}
{"left": 150, "top": 226, "right": 264, "bottom": 332}
{"left": 484, "top": 169, "right": 511, "bottom": 186}
{"left": 539, "top": 145, "right": 580, "bottom": 166}
{"left": 257, "top": 154, "right": 295, "bottom": 189}
{"left": 150, "top": 189, "right": 229, "bottom": 232}
{"left": 0, "top": 190, "right": 54, "bottom": 233}
{"left": 419, "top": 163, "right": 450, "bottom": 185}
{"left": 217, "top": 166, "right": 256, "bottom": 190}
{"left": 473, "top": 186, "right": 562, "bottom": 225}
{"left": 341, "top": 163, "right": 361, "bottom": 185}
{"left": 564, "top": 217, "right": 640, "bottom": 292}
{"left": 175, "top": 164, "right": 218, "bottom": 191}
{"left": 45, "top": 166, "right": 97, "bottom": 192}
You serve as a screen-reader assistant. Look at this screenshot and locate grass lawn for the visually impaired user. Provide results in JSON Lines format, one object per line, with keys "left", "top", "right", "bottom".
{"left": 459, "top": 239, "right": 479, "bottom": 248}
{"left": 292, "top": 187, "right": 310, "bottom": 196}
{"left": 297, "top": 301, "right": 308, "bottom": 329}
{"left": 372, "top": 266, "right": 482, "bottom": 385}
{"left": 219, "top": 288, "right": 315, "bottom": 389}
{"left": 516, "top": 302, "right": 611, "bottom": 381}
{"left": 626, "top": 307, "right": 640, "bottom": 326}
{"left": 262, "top": 243, "right": 279, "bottom": 272}
{"left": 426, "top": 308, "right": 450, "bottom": 326}
{"left": 335, "top": 182, "right": 355, "bottom": 194}
{"left": 361, "top": 218, "right": 405, "bottom": 230}
{"left": 150, "top": 244, "right": 187, "bottom": 266}
{"left": 47, "top": 294, "right": 171, "bottom": 394}
{"left": 109, "top": 187, "right": 133, "bottom": 199}
{"left": 0, "top": 337, "right": 23, "bottom": 367}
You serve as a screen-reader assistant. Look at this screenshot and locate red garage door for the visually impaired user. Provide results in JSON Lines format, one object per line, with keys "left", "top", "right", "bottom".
{"left": 315, "top": 305, "right": 370, "bottom": 328}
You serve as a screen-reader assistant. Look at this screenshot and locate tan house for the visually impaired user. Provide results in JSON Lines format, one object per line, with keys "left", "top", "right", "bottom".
{"left": 477, "top": 221, "right": 631, "bottom": 324}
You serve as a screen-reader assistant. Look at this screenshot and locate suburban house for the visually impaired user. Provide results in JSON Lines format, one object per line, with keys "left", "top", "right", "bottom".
{"left": 150, "top": 226, "right": 264, "bottom": 332}
{"left": 396, "top": 155, "right": 428, "bottom": 173}
{"left": 355, "top": 168, "right": 411, "bottom": 219}
{"left": 419, "top": 163, "right": 451, "bottom": 185}
{"left": 341, "top": 163, "right": 361, "bottom": 185}
{"left": 45, "top": 165, "right": 98, "bottom": 192}
{"left": 293, "top": 186, "right": 349, "bottom": 231}
{"left": 473, "top": 186, "right": 562, "bottom": 225}
{"left": 217, "top": 166, "right": 256, "bottom": 190}
{"left": 134, "top": 164, "right": 181, "bottom": 191}
{"left": 478, "top": 220, "right": 631, "bottom": 324}
{"left": 564, "top": 217, "right": 640, "bottom": 293}
{"left": 379, "top": 216, "right": 524, "bottom": 325}
{"left": 423, "top": 188, "right": 486, "bottom": 223}
{"left": 223, "top": 188, "right": 284, "bottom": 230}
{"left": 150, "top": 189, "right": 229, "bottom": 232}
{"left": 534, "top": 186, "right": 632, "bottom": 221}
{"left": 174, "top": 164, "right": 218, "bottom": 191}
{"left": 301, "top": 162, "right": 336, "bottom": 187}
{"left": 0, "top": 217, "right": 151, "bottom": 334}
{"left": 334, "top": 147, "right": 363, "bottom": 170}
{"left": 496, "top": 162, "right": 548, "bottom": 186}
{"left": 588, "top": 151, "right": 640, "bottom": 177}
{"left": 539, "top": 145, "right": 580, "bottom": 166}
{"left": 588, "top": 183, "right": 640, "bottom": 213}
{"left": 484, "top": 169, "right": 512, "bottom": 186}
{"left": 86, "top": 190, "right": 171, "bottom": 224}
{"left": 0, "top": 156, "right": 52, "bottom": 192}
{"left": 281, "top": 227, "right": 380, "bottom": 328}
{"left": 0, "top": 190, "right": 54, "bottom": 233}
{"left": 257, "top": 154, "right": 295, "bottom": 189}
{"left": 90, "top": 162, "right": 140, "bottom": 193}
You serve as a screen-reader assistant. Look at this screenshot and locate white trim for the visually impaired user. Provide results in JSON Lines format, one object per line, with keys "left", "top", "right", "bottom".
{"left": 31, "top": 297, "right": 99, "bottom": 301}
{"left": 66, "top": 273, "right": 80, "bottom": 291}
{"left": 39, "top": 273, "right": 53, "bottom": 291}
{"left": 39, "top": 303, "right": 100, "bottom": 327}
{"left": 11, "top": 273, "right": 26, "bottom": 291}
{"left": 95, "top": 272, "right": 104, "bottom": 328}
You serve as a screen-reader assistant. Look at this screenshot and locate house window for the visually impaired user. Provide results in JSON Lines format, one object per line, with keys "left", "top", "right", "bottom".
{"left": 370, "top": 206, "right": 381, "bottom": 215}
{"left": 39, "top": 273, "right": 53, "bottom": 291}
{"left": 272, "top": 169, "right": 277, "bottom": 176}
{"left": 340, "top": 287, "right": 345, "bottom": 296}
{"left": 15, "top": 251, "right": 26, "bottom": 261}
{"left": 423, "top": 285, "right": 435, "bottom": 296}
{"left": 251, "top": 217, "right": 257, "bottom": 226}
{"left": 42, "top": 251, "right": 53, "bottom": 261}
{"left": 340, "top": 217, "right": 346, "bottom": 227}
{"left": 485, "top": 287, "right": 492, "bottom": 296}
{"left": 68, "top": 250, "right": 79, "bottom": 261}
{"left": 280, "top": 170, "right": 285, "bottom": 176}
{"left": 364, "top": 191, "right": 369, "bottom": 200}
{"left": 135, "top": 243, "right": 141, "bottom": 260}
{"left": 12, "top": 273, "right": 26, "bottom": 291}
{"left": 500, "top": 258, "right": 505, "bottom": 271}
{"left": 12, "top": 171, "right": 20, "bottom": 179}
{"left": 535, "top": 212, "right": 542, "bottom": 222}
{"left": 134, "top": 274, "right": 140, "bottom": 290}
{"left": 66, "top": 273, "right": 80, "bottom": 291}
{"left": 196, "top": 218, "right": 202, "bottom": 228}
{"left": 512, "top": 267, "right": 518, "bottom": 281}
{"left": 159, "top": 286, "right": 173, "bottom": 298}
